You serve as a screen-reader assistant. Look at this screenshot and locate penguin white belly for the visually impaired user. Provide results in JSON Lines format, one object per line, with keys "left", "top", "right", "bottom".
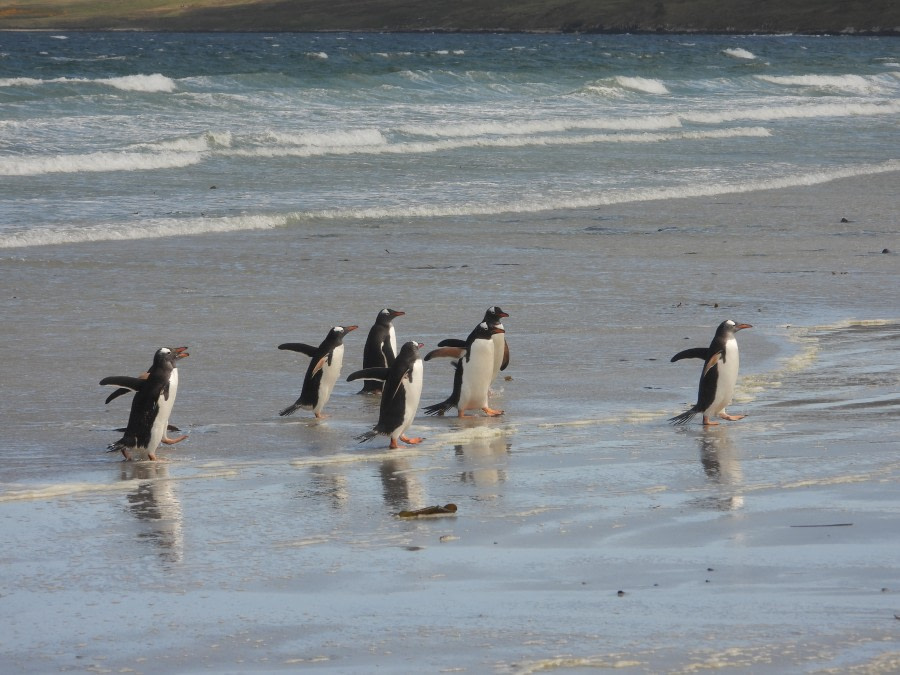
{"left": 708, "top": 339, "right": 739, "bottom": 417}
{"left": 397, "top": 360, "right": 424, "bottom": 438}
{"left": 388, "top": 326, "right": 397, "bottom": 361}
{"left": 315, "top": 345, "right": 343, "bottom": 414}
{"left": 459, "top": 340, "right": 495, "bottom": 411}
{"left": 157, "top": 368, "right": 178, "bottom": 431}
{"left": 490, "top": 332, "right": 505, "bottom": 382}
{"left": 145, "top": 395, "right": 170, "bottom": 455}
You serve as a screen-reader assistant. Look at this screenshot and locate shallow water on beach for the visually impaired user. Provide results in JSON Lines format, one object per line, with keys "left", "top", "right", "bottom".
{"left": 1, "top": 31, "right": 899, "bottom": 674}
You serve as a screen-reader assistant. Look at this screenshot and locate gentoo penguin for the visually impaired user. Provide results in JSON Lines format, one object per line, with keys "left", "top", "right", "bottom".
{"left": 100, "top": 347, "right": 188, "bottom": 460}
{"left": 104, "top": 346, "right": 189, "bottom": 440}
{"left": 436, "top": 306, "right": 510, "bottom": 388}
{"left": 347, "top": 340, "right": 425, "bottom": 448}
{"left": 669, "top": 320, "right": 752, "bottom": 426}
{"left": 424, "top": 322, "right": 505, "bottom": 417}
{"left": 278, "top": 325, "right": 357, "bottom": 419}
{"left": 358, "top": 308, "right": 405, "bottom": 394}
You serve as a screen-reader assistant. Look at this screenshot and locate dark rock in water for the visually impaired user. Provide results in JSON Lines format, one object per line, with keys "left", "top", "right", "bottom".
{"left": 883, "top": 248, "right": 891, "bottom": 254}
{"left": 841, "top": 217, "right": 850, "bottom": 223}
{"left": 398, "top": 503, "right": 457, "bottom": 518}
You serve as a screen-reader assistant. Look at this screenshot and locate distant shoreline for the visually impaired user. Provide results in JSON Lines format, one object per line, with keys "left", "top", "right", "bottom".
{"left": 3, "top": 28, "right": 899, "bottom": 37}
{"left": 2, "top": 0, "right": 898, "bottom": 36}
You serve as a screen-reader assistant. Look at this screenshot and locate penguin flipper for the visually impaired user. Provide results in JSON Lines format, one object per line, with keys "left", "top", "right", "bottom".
{"left": 424, "top": 346, "right": 466, "bottom": 361}
{"left": 278, "top": 342, "right": 318, "bottom": 357}
{"left": 347, "top": 367, "right": 391, "bottom": 382}
{"left": 436, "top": 338, "right": 467, "bottom": 349}
{"left": 702, "top": 351, "right": 722, "bottom": 377}
{"left": 311, "top": 355, "right": 329, "bottom": 376}
{"left": 670, "top": 347, "right": 710, "bottom": 362}
{"left": 99, "top": 376, "right": 147, "bottom": 391}
{"left": 104, "top": 387, "right": 131, "bottom": 404}
{"left": 500, "top": 342, "right": 510, "bottom": 371}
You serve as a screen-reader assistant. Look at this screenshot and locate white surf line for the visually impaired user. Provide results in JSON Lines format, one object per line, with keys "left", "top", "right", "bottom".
{"left": 0, "top": 466, "right": 241, "bottom": 503}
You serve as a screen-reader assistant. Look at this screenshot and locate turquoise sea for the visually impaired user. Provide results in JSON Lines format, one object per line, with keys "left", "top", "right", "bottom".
{"left": 1, "top": 32, "right": 898, "bottom": 246}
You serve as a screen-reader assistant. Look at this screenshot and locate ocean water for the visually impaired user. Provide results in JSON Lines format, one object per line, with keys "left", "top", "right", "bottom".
{"left": 1, "top": 32, "right": 899, "bottom": 673}
{"left": 1, "top": 32, "right": 898, "bottom": 245}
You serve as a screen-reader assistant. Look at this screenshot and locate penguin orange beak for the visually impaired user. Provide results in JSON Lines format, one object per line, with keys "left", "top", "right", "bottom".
{"left": 344, "top": 325, "right": 359, "bottom": 333}
{"left": 391, "top": 310, "right": 406, "bottom": 318}
{"left": 735, "top": 323, "right": 752, "bottom": 331}
{"left": 173, "top": 346, "right": 190, "bottom": 358}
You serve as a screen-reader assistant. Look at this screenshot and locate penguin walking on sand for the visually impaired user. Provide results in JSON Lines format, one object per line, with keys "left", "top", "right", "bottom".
{"left": 424, "top": 322, "right": 505, "bottom": 417}
{"left": 358, "top": 308, "right": 405, "bottom": 394}
{"left": 669, "top": 320, "right": 752, "bottom": 426}
{"left": 278, "top": 325, "right": 357, "bottom": 419}
{"left": 347, "top": 340, "right": 425, "bottom": 448}
{"left": 104, "top": 345, "right": 189, "bottom": 441}
{"left": 101, "top": 347, "right": 189, "bottom": 460}
{"left": 434, "top": 306, "right": 510, "bottom": 390}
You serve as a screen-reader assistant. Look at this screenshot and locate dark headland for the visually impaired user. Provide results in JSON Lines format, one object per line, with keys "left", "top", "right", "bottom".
{"left": 1, "top": 0, "right": 898, "bottom": 35}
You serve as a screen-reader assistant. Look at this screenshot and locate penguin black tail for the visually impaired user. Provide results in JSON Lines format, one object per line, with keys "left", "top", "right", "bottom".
{"left": 356, "top": 429, "right": 379, "bottom": 444}
{"left": 278, "top": 403, "right": 301, "bottom": 417}
{"left": 668, "top": 408, "right": 699, "bottom": 426}
{"left": 423, "top": 398, "right": 455, "bottom": 417}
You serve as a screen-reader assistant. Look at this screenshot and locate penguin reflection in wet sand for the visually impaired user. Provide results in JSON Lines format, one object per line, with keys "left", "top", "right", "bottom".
{"left": 347, "top": 340, "right": 425, "bottom": 448}
{"left": 424, "top": 322, "right": 505, "bottom": 417}
{"left": 669, "top": 320, "right": 752, "bottom": 426}
{"left": 100, "top": 347, "right": 189, "bottom": 461}
{"left": 358, "top": 308, "right": 405, "bottom": 394}
{"left": 278, "top": 325, "right": 357, "bottom": 419}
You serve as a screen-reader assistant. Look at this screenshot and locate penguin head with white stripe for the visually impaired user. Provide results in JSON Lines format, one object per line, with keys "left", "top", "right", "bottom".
{"left": 151, "top": 347, "right": 181, "bottom": 373}
{"left": 484, "top": 306, "right": 509, "bottom": 324}
{"left": 474, "top": 321, "right": 505, "bottom": 338}
{"left": 397, "top": 340, "right": 424, "bottom": 359}
{"left": 377, "top": 308, "right": 405, "bottom": 323}
{"left": 717, "top": 319, "right": 752, "bottom": 337}
{"left": 326, "top": 325, "right": 358, "bottom": 344}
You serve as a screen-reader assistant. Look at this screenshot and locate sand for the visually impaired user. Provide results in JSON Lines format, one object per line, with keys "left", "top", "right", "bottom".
{"left": 1, "top": 172, "right": 898, "bottom": 673}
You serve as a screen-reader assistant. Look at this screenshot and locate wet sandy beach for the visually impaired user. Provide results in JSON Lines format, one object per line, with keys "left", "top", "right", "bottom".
{"left": 1, "top": 173, "right": 898, "bottom": 673}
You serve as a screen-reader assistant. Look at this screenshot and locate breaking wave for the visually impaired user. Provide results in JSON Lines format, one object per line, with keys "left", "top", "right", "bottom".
{"left": 3, "top": 161, "right": 896, "bottom": 248}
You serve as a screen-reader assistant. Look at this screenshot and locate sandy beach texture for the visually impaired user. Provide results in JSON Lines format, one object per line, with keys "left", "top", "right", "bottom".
{"left": 1, "top": 172, "right": 899, "bottom": 673}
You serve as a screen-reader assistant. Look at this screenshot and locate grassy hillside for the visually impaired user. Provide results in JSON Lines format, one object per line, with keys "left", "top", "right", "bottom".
{"left": 1, "top": 0, "right": 898, "bottom": 34}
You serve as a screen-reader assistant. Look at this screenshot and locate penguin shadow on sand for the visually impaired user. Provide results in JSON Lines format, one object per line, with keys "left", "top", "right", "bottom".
{"left": 454, "top": 436, "right": 512, "bottom": 491}
{"left": 119, "top": 462, "right": 184, "bottom": 564}
{"left": 689, "top": 426, "right": 745, "bottom": 512}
